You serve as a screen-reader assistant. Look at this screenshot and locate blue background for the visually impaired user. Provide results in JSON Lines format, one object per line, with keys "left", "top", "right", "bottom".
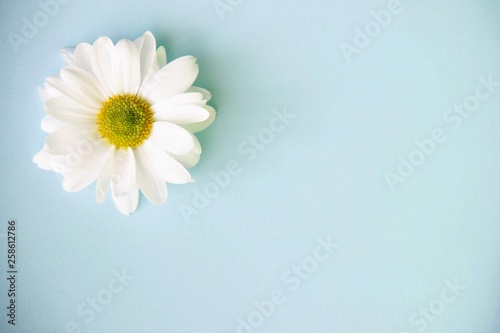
{"left": 1, "top": 0, "right": 500, "bottom": 332}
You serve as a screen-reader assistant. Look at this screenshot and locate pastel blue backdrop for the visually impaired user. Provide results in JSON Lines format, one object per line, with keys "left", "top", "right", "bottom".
{"left": 0, "top": 0, "right": 499, "bottom": 332}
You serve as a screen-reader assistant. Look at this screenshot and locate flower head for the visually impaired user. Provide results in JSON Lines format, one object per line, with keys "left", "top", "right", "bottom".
{"left": 33, "top": 31, "right": 216, "bottom": 215}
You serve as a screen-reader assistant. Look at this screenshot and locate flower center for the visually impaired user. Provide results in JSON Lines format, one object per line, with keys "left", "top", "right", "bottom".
{"left": 97, "top": 94, "right": 154, "bottom": 149}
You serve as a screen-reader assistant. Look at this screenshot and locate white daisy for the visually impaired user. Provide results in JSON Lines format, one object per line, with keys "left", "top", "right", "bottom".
{"left": 33, "top": 31, "right": 216, "bottom": 215}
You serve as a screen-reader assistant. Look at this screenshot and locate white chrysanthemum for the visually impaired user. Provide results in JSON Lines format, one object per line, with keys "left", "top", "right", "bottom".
{"left": 33, "top": 31, "right": 216, "bottom": 215}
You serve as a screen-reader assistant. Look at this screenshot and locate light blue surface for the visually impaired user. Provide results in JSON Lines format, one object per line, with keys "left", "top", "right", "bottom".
{"left": 1, "top": 0, "right": 500, "bottom": 332}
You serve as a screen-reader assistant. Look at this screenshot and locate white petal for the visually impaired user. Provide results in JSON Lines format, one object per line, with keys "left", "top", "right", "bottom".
{"left": 38, "top": 84, "right": 51, "bottom": 102}
{"left": 169, "top": 150, "right": 201, "bottom": 169}
{"left": 34, "top": 147, "right": 77, "bottom": 174}
{"left": 110, "top": 148, "right": 136, "bottom": 193}
{"left": 41, "top": 115, "right": 66, "bottom": 133}
{"left": 61, "top": 141, "right": 112, "bottom": 192}
{"left": 33, "top": 149, "right": 55, "bottom": 171}
{"left": 114, "top": 39, "right": 141, "bottom": 94}
{"left": 110, "top": 148, "right": 139, "bottom": 215}
{"left": 112, "top": 186, "right": 139, "bottom": 215}
{"left": 191, "top": 132, "right": 202, "bottom": 154}
{"left": 45, "top": 67, "right": 107, "bottom": 109}
{"left": 152, "top": 104, "right": 210, "bottom": 125}
{"left": 148, "top": 122, "right": 194, "bottom": 155}
{"left": 34, "top": 149, "right": 77, "bottom": 174}
{"left": 134, "top": 146, "right": 168, "bottom": 205}
{"left": 90, "top": 36, "right": 117, "bottom": 97}
{"left": 142, "top": 140, "right": 193, "bottom": 184}
{"left": 152, "top": 92, "right": 206, "bottom": 107}
{"left": 39, "top": 81, "right": 63, "bottom": 102}
{"left": 140, "top": 46, "right": 167, "bottom": 94}
{"left": 168, "top": 134, "right": 202, "bottom": 168}
{"left": 142, "top": 56, "right": 199, "bottom": 103}
{"left": 155, "top": 46, "right": 167, "bottom": 68}
{"left": 45, "top": 124, "right": 102, "bottom": 155}
{"left": 134, "top": 31, "right": 157, "bottom": 86}
{"left": 45, "top": 96, "right": 98, "bottom": 123}
{"left": 180, "top": 105, "right": 216, "bottom": 133}
{"left": 95, "top": 150, "right": 115, "bottom": 203}
{"left": 185, "top": 86, "right": 212, "bottom": 101}
{"left": 73, "top": 42, "right": 94, "bottom": 74}
{"left": 60, "top": 48, "right": 75, "bottom": 66}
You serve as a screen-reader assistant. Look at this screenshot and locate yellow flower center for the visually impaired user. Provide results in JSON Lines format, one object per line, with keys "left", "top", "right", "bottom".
{"left": 97, "top": 94, "right": 154, "bottom": 149}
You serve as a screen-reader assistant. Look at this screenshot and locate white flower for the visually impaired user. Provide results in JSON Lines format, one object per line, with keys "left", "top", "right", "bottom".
{"left": 33, "top": 31, "right": 216, "bottom": 215}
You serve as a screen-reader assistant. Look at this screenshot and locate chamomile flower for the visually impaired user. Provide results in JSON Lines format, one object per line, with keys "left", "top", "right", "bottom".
{"left": 33, "top": 31, "right": 216, "bottom": 215}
